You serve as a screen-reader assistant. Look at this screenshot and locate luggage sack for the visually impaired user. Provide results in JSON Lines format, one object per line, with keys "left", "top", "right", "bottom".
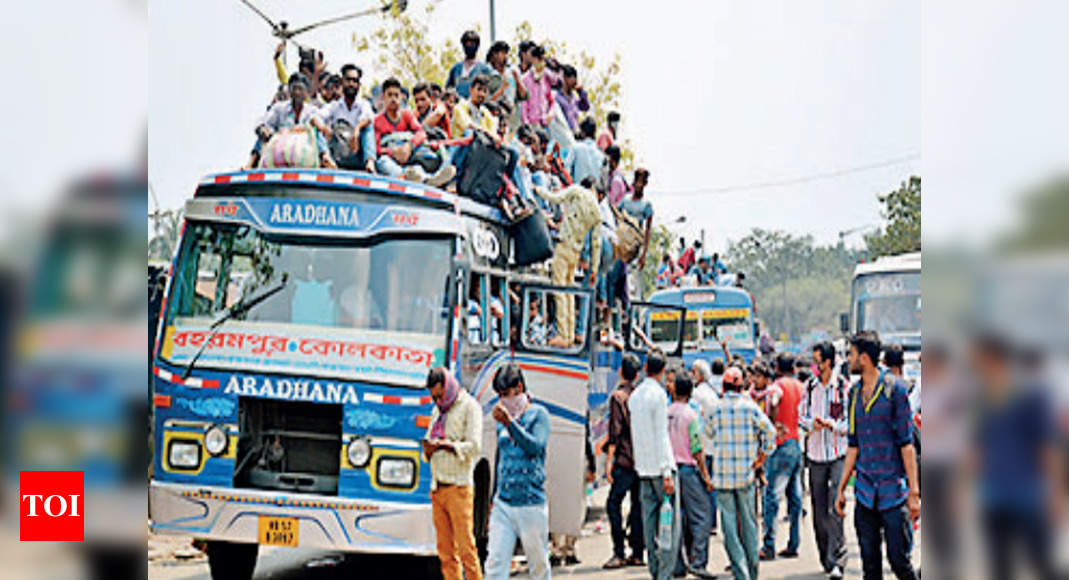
{"left": 612, "top": 204, "right": 644, "bottom": 263}
{"left": 261, "top": 126, "right": 320, "bottom": 168}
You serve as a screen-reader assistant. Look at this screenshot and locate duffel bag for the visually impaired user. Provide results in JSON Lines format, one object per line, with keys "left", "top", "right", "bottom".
{"left": 458, "top": 130, "right": 509, "bottom": 205}
{"left": 509, "top": 204, "right": 554, "bottom": 266}
{"left": 328, "top": 120, "right": 364, "bottom": 170}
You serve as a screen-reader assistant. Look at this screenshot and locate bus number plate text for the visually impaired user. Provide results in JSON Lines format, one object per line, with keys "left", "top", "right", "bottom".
{"left": 258, "top": 516, "right": 299, "bottom": 547}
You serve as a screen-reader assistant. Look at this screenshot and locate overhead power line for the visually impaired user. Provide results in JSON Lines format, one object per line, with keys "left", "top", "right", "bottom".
{"left": 655, "top": 153, "right": 920, "bottom": 197}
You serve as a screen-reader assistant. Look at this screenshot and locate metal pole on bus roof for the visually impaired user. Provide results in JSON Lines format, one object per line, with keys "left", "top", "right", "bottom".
{"left": 489, "top": 0, "right": 496, "bottom": 42}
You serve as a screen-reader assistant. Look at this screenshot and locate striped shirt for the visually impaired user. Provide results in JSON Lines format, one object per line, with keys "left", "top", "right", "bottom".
{"left": 705, "top": 391, "right": 777, "bottom": 490}
{"left": 423, "top": 390, "right": 482, "bottom": 490}
{"left": 847, "top": 371, "right": 914, "bottom": 511}
{"left": 800, "top": 372, "right": 850, "bottom": 462}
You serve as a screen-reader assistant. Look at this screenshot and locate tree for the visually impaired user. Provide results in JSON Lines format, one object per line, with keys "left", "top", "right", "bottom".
{"left": 352, "top": 5, "right": 637, "bottom": 167}
{"left": 149, "top": 210, "right": 183, "bottom": 262}
{"left": 352, "top": 2, "right": 462, "bottom": 89}
{"left": 865, "top": 175, "right": 921, "bottom": 258}
{"left": 726, "top": 228, "right": 862, "bottom": 343}
{"left": 636, "top": 224, "right": 676, "bottom": 299}
{"left": 1000, "top": 174, "right": 1069, "bottom": 251}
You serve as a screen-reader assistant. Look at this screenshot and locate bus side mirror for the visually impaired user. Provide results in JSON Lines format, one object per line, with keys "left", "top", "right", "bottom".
{"left": 839, "top": 312, "right": 849, "bottom": 334}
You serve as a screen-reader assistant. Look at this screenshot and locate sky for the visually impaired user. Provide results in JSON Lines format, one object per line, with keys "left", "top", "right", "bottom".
{"left": 7, "top": 1, "right": 1069, "bottom": 254}
{"left": 144, "top": 0, "right": 919, "bottom": 254}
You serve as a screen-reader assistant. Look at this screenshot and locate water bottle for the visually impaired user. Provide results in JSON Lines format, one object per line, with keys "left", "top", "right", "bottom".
{"left": 656, "top": 493, "right": 673, "bottom": 551}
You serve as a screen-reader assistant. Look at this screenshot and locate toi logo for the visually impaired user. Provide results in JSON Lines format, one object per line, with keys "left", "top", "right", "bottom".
{"left": 20, "top": 471, "right": 84, "bottom": 541}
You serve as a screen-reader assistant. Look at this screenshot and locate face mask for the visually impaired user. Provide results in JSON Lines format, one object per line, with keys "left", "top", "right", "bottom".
{"left": 501, "top": 393, "right": 529, "bottom": 419}
{"left": 533, "top": 61, "right": 545, "bottom": 74}
{"left": 463, "top": 45, "right": 478, "bottom": 60}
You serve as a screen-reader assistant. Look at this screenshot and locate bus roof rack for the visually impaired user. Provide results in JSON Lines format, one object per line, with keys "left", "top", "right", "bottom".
{"left": 195, "top": 168, "right": 506, "bottom": 224}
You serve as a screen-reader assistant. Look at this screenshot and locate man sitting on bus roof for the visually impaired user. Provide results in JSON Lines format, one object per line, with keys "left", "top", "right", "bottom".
{"left": 373, "top": 78, "right": 455, "bottom": 187}
{"left": 247, "top": 73, "right": 336, "bottom": 170}
{"left": 313, "top": 64, "right": 376, "bottom": 173}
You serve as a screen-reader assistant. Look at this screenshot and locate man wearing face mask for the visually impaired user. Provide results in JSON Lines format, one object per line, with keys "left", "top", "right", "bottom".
{"left": 598, "top": 111, "right": 620, "bottom": 151}
{"left": 423, "top": 368, "right": 484, "bottom": 580}
{"left": 485, "top": 363, "right": 552, "bottom": 580}
{"left": 446, "top": 30, "right": 493, "bottom": 100}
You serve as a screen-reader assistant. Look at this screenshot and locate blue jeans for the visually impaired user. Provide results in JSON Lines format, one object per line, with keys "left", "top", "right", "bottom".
{"left": 607, "top": 259, "right": 629, "bottom": 311}
{"left": 716, "top": 484, "right": 760, "bottom": 580}
{"left": 484, "top": 501, "right": 551, "bottom": 580}
{"left": 762, "top": 440, "right": 802, "bottom": 553}
{"left": 606, "top": 465, "right": 644, "bottom": 560}
{"left": 676, "top": 465, "right": 712, "bottom": 574}
{"left": 640, "top": 475, "right": 681, "bottom": 580}
{"left": 354, "top": 124, "right": 376, "bottom": 167}
{"left": 855, "top": 501, "right": 918, "bottom": 580}
{"left": 375, "top": 144, "right": 438, "bottom": 178}
{"left": 705, "top": 456, "right": 719, "bottom": 532}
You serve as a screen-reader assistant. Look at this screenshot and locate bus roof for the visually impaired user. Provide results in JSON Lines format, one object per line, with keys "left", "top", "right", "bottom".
{"left": 195, "top": 168, "right": 506, "bottom": 225}
{"left": 648, "top": 285, "right": 754, "bottom": 309}
{"left": 853, "top": 251, "right": 921, "bottom": 277}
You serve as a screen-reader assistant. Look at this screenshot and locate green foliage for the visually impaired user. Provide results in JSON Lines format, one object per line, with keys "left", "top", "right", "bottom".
{"left": 352, "top": 2, "right": 465, "bottom": 88}
{"left": 148, "top": 210, "right": 183, "bottom": 261}
{"left": 1001, "top": 174, "right": 1069, "bottom": 251}
{"left": 726, "top": 228, "right": 863, "bottom": 343}
{"left": 865, "top": 176, "right": 921, "bottom": 258}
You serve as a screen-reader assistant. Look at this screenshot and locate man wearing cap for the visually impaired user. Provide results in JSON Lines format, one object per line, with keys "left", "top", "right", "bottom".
{"left": 706, "top": 366, "right": 777, "bottom": 580}
{"left": 423, "top": 368, "right": 484, "bottom": 580}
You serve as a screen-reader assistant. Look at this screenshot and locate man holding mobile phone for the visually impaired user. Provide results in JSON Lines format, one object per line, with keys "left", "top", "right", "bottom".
{"left": 423, "top": 368, "right": 484, "bottom": 580}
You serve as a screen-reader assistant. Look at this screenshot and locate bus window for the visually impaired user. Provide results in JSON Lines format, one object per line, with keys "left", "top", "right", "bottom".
{"left": 627, "top": 302, "right": 686, "bottom": 356}
{"left": 520, "top": 286, "right": 591, "bottom": 354}
{"left": 489, "top": 275, "right": 507, "bottom": 347}
{"left": 466, "top": 273, "right": 486, "bottom": 344}
{"left": 700, "top": 309, "right": 753, "bottom": 351}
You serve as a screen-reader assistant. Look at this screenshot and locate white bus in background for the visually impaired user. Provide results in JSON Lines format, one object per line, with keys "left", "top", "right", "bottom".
{"left": 845, "top": 252, "right": 921, "bottom": 387}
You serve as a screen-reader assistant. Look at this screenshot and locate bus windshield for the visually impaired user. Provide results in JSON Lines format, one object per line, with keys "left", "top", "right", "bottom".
{"left": 699, "top": 309, "right": 753, "bottom": 351}
{"left": 853, "top": 272, "right": 921, "bottom": 337}
{"left": 160, "top": 222, "right": 452, "bottom": 385}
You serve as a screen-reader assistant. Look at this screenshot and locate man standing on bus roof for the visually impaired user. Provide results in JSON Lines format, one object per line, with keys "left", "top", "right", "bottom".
{"left": 532, "top": 183, "right": 601, "bottom": 348}
{"left": 835, "top": 331, "right": 920, "bottom": 580}
{"left": 801, "top": 342, "right": 850, "bottom": 579}
{"left": 422, "top": 368, "right": 484, "bottom": 580}
{"left": 617, "top": 168, "right": 653, "bottom": 271}
{"left": 485, "top": 363, "right": 552, "bottom": 580}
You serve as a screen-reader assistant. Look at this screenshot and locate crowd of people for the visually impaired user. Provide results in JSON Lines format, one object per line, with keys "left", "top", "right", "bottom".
{"left": 657, "top": 239, "right": 746, "bottom": 290}
{"left": 420, "top": 329, "right": 920, "bottom": 580}
{"left": 248, "top": 30, "right": 662, "bottom": 336}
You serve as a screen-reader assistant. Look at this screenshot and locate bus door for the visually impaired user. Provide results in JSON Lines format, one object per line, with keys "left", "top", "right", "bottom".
{"left": 625, "top": 301, "right": 687, "bottom": 359}
{"left": 491, "top": 282, "right": 594, "bottom": 536}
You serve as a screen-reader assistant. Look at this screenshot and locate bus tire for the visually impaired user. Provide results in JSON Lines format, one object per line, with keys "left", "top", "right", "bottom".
{"left": 205, "top": 540, "right": 258, "bottom": 580}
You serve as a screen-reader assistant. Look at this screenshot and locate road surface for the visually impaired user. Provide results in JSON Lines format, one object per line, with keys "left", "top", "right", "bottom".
{"left": 148, "top": 486, "right": 920, "bottom": 579}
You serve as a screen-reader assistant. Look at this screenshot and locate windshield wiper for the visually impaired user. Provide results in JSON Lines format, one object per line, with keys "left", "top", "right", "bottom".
{"left": 180, "top": 274, "right": 289, "bottom": 380}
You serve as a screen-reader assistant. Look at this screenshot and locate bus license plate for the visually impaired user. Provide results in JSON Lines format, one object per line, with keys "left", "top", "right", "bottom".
{"left": 258, "top": 516, "right": 299, "bottom": 547}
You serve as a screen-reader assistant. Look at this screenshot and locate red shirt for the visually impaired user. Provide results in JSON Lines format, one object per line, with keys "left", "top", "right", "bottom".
{"left": 773, "top": 376, "right": 803, "bottom": 446}
{"left": 373, "top": 109, "right": 427, "bottom": 155}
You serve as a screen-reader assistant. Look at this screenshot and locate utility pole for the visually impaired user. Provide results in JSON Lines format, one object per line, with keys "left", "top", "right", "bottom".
{"left": 489, "top": 0, "right": 496, "bottom": 42}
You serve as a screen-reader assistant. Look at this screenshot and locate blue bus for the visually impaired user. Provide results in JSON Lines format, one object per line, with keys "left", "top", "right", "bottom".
{"left": 148, "top": 168, "right": 629, "bottom": 578}
{"left": 646, "top": 286, "right": 758, "bottom": 367}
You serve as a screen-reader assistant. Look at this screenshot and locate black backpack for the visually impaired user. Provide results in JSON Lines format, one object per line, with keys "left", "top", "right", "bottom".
{"left": 327, "top": 120, "right": 365, "bottom": 170}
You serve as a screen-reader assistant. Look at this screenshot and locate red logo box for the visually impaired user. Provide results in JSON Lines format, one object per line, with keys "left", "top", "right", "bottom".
{"left": 19, "top": 471, "right": 84, "bottom": 541}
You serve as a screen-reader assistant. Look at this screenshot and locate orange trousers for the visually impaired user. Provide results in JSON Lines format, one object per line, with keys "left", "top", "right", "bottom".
{"left": 431, "top": 484, "right": 483, "bottom": 580}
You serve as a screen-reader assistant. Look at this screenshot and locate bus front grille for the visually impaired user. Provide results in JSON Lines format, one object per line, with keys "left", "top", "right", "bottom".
{"left": 235, "top": 397, "right": 342, "bottom": 495}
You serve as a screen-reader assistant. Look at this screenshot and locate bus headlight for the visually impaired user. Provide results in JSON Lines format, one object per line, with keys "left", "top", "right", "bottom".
{"left": 347, "top": 438, "right": 371, "bottom": 468}
{"left": 167, "top": 440, "right": 201, "bottom": 470}
{"left": 204, "top": 425, "right": 228, "bottom": 456}
{"left": 377, "top": 457, "right": 415, "bottom": 488}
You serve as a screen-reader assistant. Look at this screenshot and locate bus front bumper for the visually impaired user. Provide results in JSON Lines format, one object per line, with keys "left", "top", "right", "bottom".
{"left": 148, "top": 480, "right": 436, "bottom": 555}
